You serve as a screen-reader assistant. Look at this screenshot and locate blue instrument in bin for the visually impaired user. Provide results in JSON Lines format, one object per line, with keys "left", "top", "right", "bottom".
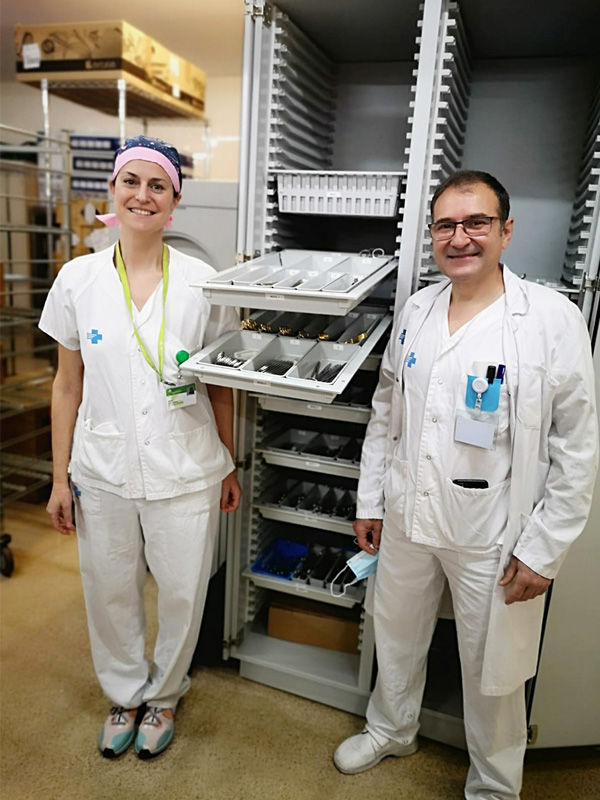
{"left": 251, "top": 540, "right": 308, "bottom": 580}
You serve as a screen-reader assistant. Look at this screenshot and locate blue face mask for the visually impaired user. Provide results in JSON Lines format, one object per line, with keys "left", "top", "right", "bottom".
{"left": 330, "top": 549, "right": 379, "bottom": 597}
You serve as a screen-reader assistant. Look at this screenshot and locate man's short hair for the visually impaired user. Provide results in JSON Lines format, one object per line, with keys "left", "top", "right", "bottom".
{"left": 431, "top": 170, "right": 510, "bottom": 224}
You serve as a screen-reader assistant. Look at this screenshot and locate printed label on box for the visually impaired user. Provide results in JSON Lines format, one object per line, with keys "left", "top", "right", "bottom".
{"left": 22, "top": 43, "right": 41, "bottom": 70}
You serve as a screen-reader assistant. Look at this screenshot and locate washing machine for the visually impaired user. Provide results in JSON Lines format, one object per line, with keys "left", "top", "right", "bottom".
{"left": 164, "top": 180, "right": 238, "bottom": 272}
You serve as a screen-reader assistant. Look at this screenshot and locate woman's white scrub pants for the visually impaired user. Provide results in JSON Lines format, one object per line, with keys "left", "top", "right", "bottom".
{"left": 366, "top": 521, "right": 527, "bottom": 800}
{"left": 73, "top": 482, "right": 221, "bottom": 710}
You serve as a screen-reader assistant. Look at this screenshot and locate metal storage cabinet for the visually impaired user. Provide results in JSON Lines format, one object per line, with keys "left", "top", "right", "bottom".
{"left": 193, "top": 0, "right": 599, "bottom": 747}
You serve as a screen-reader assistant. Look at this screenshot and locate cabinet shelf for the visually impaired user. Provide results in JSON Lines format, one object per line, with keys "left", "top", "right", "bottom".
{"left": 237, "top": 625, "right": 368, "bottom": 715}
{"left": 256, "top": 428, "right": 362, "bottom": 479}
{"left": 255, "top": 503, "right": 354, "bottom": 536}
{"left": 242, "top": 567, "right": 363, "bottom": 608}
{"left": 254, "top": 394, "right": 372, "bottom": 424}
{"left": 257, "top": 447, "right": 360, "bottom": 479}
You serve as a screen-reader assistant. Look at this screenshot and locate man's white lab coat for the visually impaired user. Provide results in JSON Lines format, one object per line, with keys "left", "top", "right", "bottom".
{"left": 357, "top": 266, "right": 598, "bottom": 695}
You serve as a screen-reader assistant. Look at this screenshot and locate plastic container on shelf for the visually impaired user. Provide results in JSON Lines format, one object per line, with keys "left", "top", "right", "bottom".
{"left": 274, "top": 170, "right": 404, "bottom": 217}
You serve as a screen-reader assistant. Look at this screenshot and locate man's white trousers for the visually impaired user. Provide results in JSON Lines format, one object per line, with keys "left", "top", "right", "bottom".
{"left": 366, "top": 518, "right": 527, "bottom": 800}
{"left": 73, "top": 482, "right": 221, "bottom": 710}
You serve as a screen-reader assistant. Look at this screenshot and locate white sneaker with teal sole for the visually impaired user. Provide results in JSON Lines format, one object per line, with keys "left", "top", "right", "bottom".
{"left": 333, "top": 728, "right": 418, "bottom": 774}
{"left": 98, "top": 706, "right": 138, "bottom": 758}
{"left": 135, "top": 707, "right": 175, "bottom": 759}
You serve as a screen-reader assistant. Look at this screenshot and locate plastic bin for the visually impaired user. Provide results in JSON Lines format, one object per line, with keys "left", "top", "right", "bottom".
{"left": 275, "top": 170, "right": 403, "bottom": 217}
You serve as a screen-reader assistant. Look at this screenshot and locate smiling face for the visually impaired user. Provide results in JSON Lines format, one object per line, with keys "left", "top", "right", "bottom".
{"left": 110, "top": 159, "right": 181, "bottom": 234}
{"left": 431, "top": 182, "right": 513, "bottom": 286}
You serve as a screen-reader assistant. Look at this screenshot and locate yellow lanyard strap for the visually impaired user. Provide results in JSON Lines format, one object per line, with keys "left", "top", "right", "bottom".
{"left": 116, "top": 242, "right": 169, "bottom": 382}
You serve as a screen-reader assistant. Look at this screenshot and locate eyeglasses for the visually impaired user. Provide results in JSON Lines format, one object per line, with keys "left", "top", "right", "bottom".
{"left": 429, "top": 215, "right": 500, "bottom": 241}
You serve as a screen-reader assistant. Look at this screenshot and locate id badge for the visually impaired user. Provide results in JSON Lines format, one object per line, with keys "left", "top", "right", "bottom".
{"left": 165, "top": 382, "right": 197, "bottom": 411}
{"left": 455, "top": 410, "right": 497, "bottom": 449}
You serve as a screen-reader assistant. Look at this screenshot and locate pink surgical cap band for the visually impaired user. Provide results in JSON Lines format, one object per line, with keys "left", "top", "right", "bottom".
{"left": 95, "top": 212, "right": 174, "bottom": 229}
{"left": 96, "top": 213, "right": 120, "bottom": 227}
{"left": 111, "top": 146, "right": 181, "bottom": 193}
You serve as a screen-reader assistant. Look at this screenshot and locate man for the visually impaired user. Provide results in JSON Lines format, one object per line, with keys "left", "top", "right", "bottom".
{"left": 333, "top": 171, "right": 598, "bottom": 798}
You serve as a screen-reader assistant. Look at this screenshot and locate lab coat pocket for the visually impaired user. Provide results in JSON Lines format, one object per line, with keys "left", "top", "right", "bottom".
{"left": 77, "top": 420, "right": 127, "bottom": 486}
{"left": 443, "top": 478, "right": 510, "bottom": 548}
{"left": 384, "top": 453, "right": 409, "bottom": 529}
{"left": 515, "top": 364, "right": 545, "bottom": 430}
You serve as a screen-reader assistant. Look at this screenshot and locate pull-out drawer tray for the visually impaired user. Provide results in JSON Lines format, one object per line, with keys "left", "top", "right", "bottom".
{"left": 183, "top": 310, "right": 391, "bottom": 403}
{"left": 193, "top": 249, "right": 397, "bottom": 315}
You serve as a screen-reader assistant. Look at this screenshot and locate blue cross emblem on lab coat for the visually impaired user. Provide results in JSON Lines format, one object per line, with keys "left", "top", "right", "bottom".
{"left": 73, "top": 485, "right": 81, "bottom": 497}
{"left": 87, "top": 329, "right": 103, "bottom": 344}
{"left": 406, "top": 351, "right": 416, "bottom": 367}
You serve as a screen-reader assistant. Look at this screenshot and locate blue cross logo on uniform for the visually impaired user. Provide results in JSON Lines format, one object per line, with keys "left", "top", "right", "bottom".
{"left": 87, "top": 329, "right": 103, "bottom": 344}
{"left": 73, "top": 485, "right": 81, "bottom": 497}
{"left": 406, "top": 351, "right": 416, "bottom": 367}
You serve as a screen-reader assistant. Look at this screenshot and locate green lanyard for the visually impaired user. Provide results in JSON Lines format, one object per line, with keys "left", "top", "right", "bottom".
{"left": 116, "top": 242, "right": 169, "bottom": 382}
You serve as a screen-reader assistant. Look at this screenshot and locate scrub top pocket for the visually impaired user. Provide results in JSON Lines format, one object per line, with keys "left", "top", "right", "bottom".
{"left": 167, "top": 421, "right": 226, "bottom": 484}
{"left": 442, "top": 477, "right": 510, "bottom": 549}
{"left": 75, "top": 421, "right": 128, "bottom": 486}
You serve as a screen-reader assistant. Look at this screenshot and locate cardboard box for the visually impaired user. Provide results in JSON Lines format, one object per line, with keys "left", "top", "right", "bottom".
{"left": 148, "top": 36, "right": 205, "bottom": 112}
{"left": 268, "top": 595, "right": 360, "bottom": 654}
{"left": 15, "top": 20, "right": 150, "bottom": 81}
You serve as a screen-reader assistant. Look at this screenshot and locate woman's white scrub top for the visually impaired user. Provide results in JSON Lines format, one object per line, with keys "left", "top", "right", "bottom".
{"left": 39, "top": 244, "right": 238, "bottom": 500}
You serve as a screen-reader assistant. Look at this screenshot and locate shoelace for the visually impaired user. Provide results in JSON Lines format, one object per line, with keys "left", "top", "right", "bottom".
{"left": 142, "top": 707, "right": 164, "bottom": 727}
{"left": 110, "top": 706, "right": 131, "bottom": 726}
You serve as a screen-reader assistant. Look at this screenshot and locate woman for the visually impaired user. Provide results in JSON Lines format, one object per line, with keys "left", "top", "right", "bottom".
{"left": 39, "top": 136, "right": 242, "bottom": 759}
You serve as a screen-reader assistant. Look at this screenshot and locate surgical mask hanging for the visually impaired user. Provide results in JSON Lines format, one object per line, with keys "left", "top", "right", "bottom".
{"left": 330, "top": 549, "right": 379, "bottom": 598}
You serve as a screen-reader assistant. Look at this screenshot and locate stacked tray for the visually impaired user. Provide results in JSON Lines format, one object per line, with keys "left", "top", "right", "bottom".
{"left": 193, "top": 249, "right": 397, "bottom": 315}
{"left": 183, "top": 305, "right": 391, "bottom": 404}
{"left": 257, "top": 429, "right": 363, "bottom": 479}
{"left": 246, "top": 538, "right": 363, "bottom": 607}
{"left": 256, "top": 478, "right": 356, "bottom": 535}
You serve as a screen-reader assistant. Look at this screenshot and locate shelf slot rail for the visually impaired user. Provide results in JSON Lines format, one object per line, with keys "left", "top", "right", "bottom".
{"left": 564, "top": 82, "right": 600, "bottom": 329}
{"left": 263, "top": 6, "right": 337, "bottom": 252}
{"left": 396, "top": 0, "right": 472, "bottom": 300}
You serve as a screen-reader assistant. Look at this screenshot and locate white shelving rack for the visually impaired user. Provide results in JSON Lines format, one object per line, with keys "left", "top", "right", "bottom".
{"left": 221, "top": 0, "right": 600, "bottom": 749}
{"left": 0, "top": 124, "right": 71, "bottom": 501}
{"left": 214, "top": 0, "right": 417, "bottom": 716}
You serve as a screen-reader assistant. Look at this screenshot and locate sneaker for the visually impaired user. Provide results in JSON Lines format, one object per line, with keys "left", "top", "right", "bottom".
{"left": 135, "top": 707, "right": 175, "bottom": 759}
{"left": 333, "top": 728, "right": 418, "bottom": 774}
{"left": 98, "top": 706, "right": 138, "bottom": 758}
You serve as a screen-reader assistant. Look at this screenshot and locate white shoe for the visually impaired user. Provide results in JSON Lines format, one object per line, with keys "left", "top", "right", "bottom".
{"left": 333, "top": 728, "right": 418, "bottom": 774}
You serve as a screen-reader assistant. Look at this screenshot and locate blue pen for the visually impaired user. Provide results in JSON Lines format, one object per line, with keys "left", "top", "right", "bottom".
{"left": 496, "top": 364, "right": 506, "bottom": 384}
